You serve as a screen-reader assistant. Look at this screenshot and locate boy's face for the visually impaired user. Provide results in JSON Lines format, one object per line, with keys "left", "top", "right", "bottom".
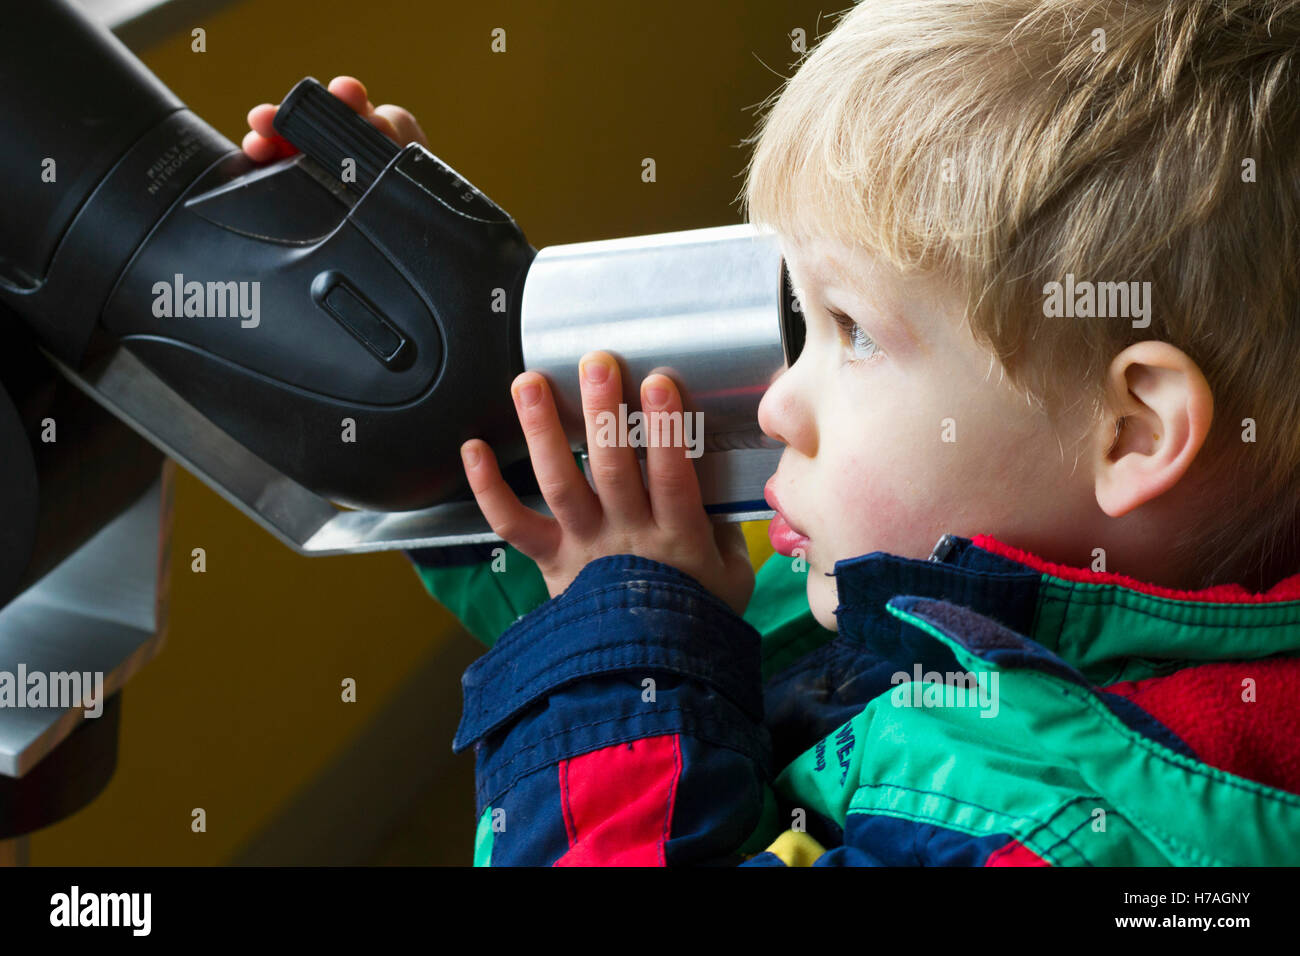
{"left": 758, "top": 236, "right": 1106, "bottom": 630}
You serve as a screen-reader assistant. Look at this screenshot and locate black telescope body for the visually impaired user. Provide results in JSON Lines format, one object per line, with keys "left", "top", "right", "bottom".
{"left": 0, "top": 0, "right": 536, "bottom": 517}
{"left": 0, "top": 0, "right": 799, "bottom": 600}
{"left": 0, "top": 0, "right": 803, "bottom": 839}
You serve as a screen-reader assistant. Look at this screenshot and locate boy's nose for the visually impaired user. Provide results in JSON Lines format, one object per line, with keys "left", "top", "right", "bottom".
{"left": 758, "top": 364, "right": 816, "bottom": 457}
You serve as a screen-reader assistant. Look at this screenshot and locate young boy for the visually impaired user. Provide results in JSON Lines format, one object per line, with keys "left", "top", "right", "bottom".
{"left": 248, "top": 1, "right": 1300, "bottom": 865}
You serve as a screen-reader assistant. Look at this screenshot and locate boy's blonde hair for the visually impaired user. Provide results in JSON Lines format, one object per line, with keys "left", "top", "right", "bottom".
{"left": 741, "top": 0, "right": 1300, "bottom": 587}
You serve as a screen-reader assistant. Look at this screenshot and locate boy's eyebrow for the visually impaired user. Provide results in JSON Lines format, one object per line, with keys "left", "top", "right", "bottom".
{"left": 820, "top": 256, "right": 926, "bottom": 356}
{"left": 787, "top": 250, "right": 859, "bottom": 296}
{"left": 790, "top": 248, "right": 917, "bottom": 343}
{"left": 826, "top": 255, "right": 859, "bottom": 290}
{"left": 813, "top": 253, "right": 871, "bottom": 303}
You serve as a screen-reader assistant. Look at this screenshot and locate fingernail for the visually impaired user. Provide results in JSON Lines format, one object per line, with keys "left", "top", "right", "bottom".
{"left": 461, "top": 442, "right": 481, "bottom": 467}
{"left": 581, "top": 357, "right": 610, "bottom": 384}
{"left": 514, "top": 382, "right": 541, "bottom": 407}
{"left": 645, "top": 385, "right": 669, "bottom": 407}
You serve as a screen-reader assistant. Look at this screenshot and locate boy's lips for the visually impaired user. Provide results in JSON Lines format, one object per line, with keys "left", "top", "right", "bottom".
{"left": 764, "top": 481, "right": 811, "bottom": 557}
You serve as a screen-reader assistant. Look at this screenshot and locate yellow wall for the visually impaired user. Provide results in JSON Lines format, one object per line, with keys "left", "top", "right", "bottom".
{"left": 29, "top": 0, "right": 805, "bottom": 864}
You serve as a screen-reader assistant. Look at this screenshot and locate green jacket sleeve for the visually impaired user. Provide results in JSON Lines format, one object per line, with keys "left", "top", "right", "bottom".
{"left": 407, "top": 542, "right": 551, "bottom": 649}
{"left": 407, "top": 524, "right": 832, "bottom": 668}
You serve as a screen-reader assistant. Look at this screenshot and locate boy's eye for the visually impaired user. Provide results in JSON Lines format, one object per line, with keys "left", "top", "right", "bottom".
{"left": 830, "top": 309, "right": 878, "bottom": 362}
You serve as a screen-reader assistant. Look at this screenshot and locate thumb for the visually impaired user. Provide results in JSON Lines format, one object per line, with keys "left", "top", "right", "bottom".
{"left": 712, "top": 521, "right": 754, "bottom": 616}
{"left": 713, "top": 520, "right": 748, "bottom": 560}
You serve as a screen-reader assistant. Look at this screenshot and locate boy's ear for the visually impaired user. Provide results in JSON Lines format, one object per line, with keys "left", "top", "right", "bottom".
{"left": 1094, "top": 341, "right": 1214, "bottom": 518}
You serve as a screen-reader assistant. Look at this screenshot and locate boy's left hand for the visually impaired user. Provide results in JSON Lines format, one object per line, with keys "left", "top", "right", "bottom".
{"left": 460, "top": 350, "right": 754, "bottom": 617}
{"left": 242, "top": 75, "right": 428, "bottom": 163}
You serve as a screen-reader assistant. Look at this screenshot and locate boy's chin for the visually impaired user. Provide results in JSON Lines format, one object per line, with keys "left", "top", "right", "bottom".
{"left": 807, "top": 577, "right": 839, "bottom": 632}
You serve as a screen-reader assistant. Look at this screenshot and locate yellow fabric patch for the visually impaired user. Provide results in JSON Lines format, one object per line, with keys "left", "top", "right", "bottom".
{"left": 741, "top": 519, "right": 776, "bottom": 570}
{"left": 764, "top": 830, "right": 827, "bottom": 867}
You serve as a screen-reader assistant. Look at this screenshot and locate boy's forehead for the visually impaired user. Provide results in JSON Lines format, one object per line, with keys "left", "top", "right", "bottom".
{"left": 783, "top": 236, "right": 870, "bottom": 292}
{"left": 781, "top": 235, "right": 966, "bottom": 353}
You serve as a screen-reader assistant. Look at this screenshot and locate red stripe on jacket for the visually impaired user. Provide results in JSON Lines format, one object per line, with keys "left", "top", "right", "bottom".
{"left": 973, "top": 534, "right": 1300, "bottom": 603}
{"left": 985, "top": 840, "right": 1051, "bottom": 866}
{"left": 555, "top": 734, "right": 682, "bottom": 866}
{"left": 1105, "top": 659, "right": 1300, "bottom": 796}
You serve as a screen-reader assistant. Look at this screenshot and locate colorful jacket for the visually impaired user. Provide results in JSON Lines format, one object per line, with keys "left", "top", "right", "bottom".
{"left": 410, "top": 533, "right": 1300, "bottom": 866}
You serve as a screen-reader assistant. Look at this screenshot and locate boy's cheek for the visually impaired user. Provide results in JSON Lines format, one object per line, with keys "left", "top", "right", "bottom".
{"left": 821, "top": 447, "right": 947, "bottom": 562}
{"left": 810, "top": 387, "right": 998, "bottom": 560}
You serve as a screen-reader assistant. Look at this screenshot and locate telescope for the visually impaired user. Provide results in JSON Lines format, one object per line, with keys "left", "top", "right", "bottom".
{"left": 0, "top": 0, "right": 798, "bottom": 832}
{"left": 1, "top": 0, "right": 802, "bottom": 582}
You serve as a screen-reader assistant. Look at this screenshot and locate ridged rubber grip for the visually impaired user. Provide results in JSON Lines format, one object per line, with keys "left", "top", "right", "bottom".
{"left": 272, "top": 77, "right": 400, "bottom": 195}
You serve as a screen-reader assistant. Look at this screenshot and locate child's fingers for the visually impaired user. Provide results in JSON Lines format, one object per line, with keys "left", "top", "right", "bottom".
{"left": 249, "top": 80, "right": 414, "bottom": 161}
{"left": 242, "top": 131, "right": 298, "bottom": 162}
{"left": 640, "top": 373, "right": 706, "bottom": 533}
{"left": 241, "top": 129, "right": 274, "bottom": 163}
{"left": 247, "top": 103, "right": 278, "bottom": 137}
{"left": 511, "top": 372, "right": 603, "bottom": 537}
{"left": 579, "top": 351, "right": 652, "bottom": 527}
{"left": 245, "top": 103, "right": 298, "bottom": 161}
{"left": 373, "top": 104, "right": 428, "bottom": 148}
{"left": 714, "top": 520, "right": 750, "bottom": 569}
{"left": 240, "top": 129, "right": 292, "bottom": 163}
{"left": 363, "top": 108, "right": 401, "bottom": 143}
{"left": 326, "top": 75, "right": 369, "bottom": 113}
{"left": 461, "top": 439, "right": 558, "bottom": 560}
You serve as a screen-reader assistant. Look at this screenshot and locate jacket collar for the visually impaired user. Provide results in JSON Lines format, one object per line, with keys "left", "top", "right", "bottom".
{"left": 831, "top": 534, "right": 1300, "bottom": 684}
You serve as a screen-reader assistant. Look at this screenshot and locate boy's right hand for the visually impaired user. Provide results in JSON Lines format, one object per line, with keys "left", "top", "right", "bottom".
{"left": 460, "top": 352, "right": 756, "bottom": 618}
{"left": 242, "top": 75, "right": 429, "bottom": 162}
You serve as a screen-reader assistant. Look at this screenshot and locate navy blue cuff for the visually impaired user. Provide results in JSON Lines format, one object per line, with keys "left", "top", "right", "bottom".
{"left": 452, "top": 553, "right": 763, "bottom": 753}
